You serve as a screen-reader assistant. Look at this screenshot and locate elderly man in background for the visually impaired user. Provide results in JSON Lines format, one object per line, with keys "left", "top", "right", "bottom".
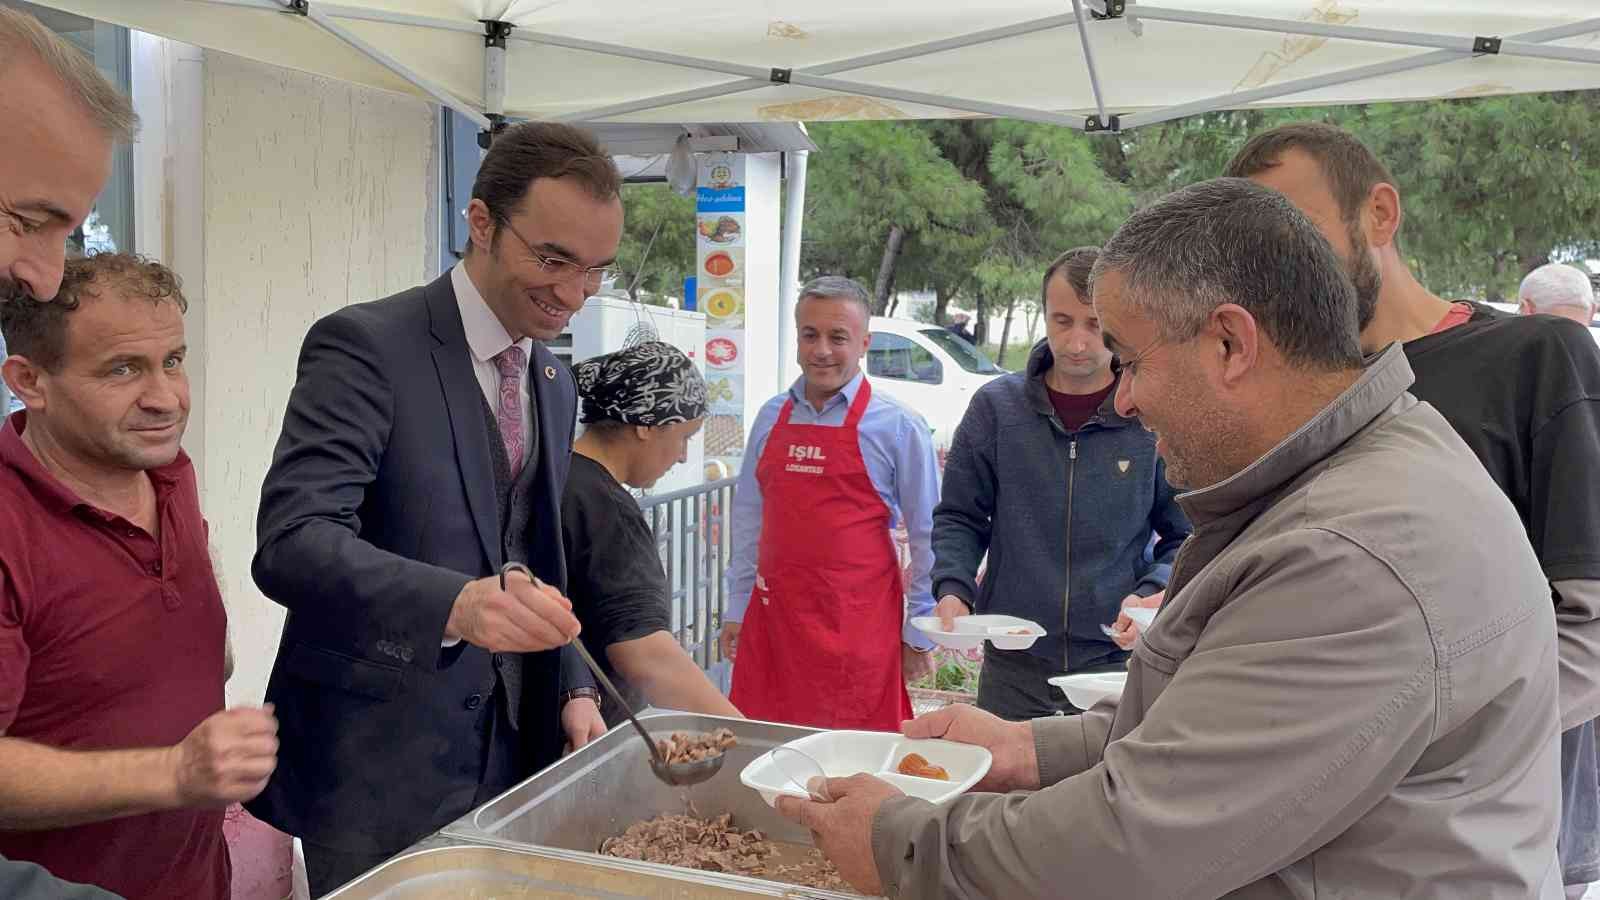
{"left": 1521, "top": 263, "right": 1597, "bottom": 327}
{"left": 722, "top": 275, "right": 940, "bottom": 731}
{"left": 780, "top": 179, "right": 1562, "bottom": 899}
{"left": 945, "top": 311, "right": 976, "bottom": 344}
{"left": 1226, "top": 122, "right": 1600, "bottom": 897}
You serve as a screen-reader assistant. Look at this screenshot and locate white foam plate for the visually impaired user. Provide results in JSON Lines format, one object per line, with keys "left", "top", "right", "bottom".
{"left": 910, "top": 614, "right": 1045, "bottom": 651}
{"left": 740, "top": 730, "right": 991, "bottom": 807}
{"left": 1048, "top": 672, "right": 1128, "bottom": 710}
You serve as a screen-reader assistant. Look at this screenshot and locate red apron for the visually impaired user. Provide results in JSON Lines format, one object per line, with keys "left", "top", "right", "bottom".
{"left": 729, "top": 380, "right": 913, "bottom": 732}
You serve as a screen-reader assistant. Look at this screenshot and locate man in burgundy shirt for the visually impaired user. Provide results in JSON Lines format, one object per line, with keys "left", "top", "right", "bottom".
{"left": 0, "top": 253, "right": 279, "bottom": 900}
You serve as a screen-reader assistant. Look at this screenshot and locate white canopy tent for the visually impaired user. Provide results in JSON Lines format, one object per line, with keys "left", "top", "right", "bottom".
{"left": 23, "top": 1, "right": 1600, "bottom": 134}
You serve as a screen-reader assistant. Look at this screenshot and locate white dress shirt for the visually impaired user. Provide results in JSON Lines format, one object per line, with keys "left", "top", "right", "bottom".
{"left": 444, "top": 263, "right": 534, "bottom": 648}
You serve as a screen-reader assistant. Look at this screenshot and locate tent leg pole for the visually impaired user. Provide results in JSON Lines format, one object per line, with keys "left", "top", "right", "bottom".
{"left": 1070, "top": 0, "right": 1111, "bottom": 125}
{"left": 479, "top": 20, "right": 512, "bottom": 146}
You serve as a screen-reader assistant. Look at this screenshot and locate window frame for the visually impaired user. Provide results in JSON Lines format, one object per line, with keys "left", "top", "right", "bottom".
{"left": 868, "top": 331, "right": 944, "bottom": 385}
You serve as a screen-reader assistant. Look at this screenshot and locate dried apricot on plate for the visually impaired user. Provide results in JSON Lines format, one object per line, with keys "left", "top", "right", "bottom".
{"left": 896, "top": 752, "right": 949, "bottom": 780}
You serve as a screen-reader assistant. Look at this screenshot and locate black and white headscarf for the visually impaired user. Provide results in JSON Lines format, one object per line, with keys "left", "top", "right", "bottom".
{"left": 574, "top": 341, "right": 708, "bottom": 426}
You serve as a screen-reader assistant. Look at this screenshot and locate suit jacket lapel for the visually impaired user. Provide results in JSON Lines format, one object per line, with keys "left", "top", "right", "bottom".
{"left": 532, "top": 344, "right": 572, "bottom": 505}
{"left": 507, "top": 347, "right": 554, "bottom": 550}
{"left": 528, "top": 349, "right": 557, "bottom": 488}
{"left": 426, "top": 274, "right": 502, "bottom": 571}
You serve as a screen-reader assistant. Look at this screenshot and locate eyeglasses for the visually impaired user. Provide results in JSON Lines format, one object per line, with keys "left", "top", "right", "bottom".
{"left": 1113, "top": 335, "right": 1166, "bottom": 380}
{"left": 499, "top": 217, "right": 616, "bottom": 289}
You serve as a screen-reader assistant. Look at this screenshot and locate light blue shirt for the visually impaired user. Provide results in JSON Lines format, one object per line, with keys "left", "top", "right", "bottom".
{"left": 725, "top": 372, "right": 939, "bottom": 650}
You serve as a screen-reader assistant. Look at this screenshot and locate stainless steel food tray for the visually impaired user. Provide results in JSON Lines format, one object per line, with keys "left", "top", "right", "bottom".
{"left": 438, "top": 711, "right": 864, "bottom": 899}
{"left": 321, "top": 838, "right": 817, "bottom": 898}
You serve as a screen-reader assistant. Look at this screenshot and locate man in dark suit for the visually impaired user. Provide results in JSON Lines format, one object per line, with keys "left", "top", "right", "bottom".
{"left": 247, "top": 122, "right": 623, "bottom": 896}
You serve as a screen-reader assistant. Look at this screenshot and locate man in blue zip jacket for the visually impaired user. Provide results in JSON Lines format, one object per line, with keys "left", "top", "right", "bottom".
{"left": 932, "top": 246, "right": 1190, "bottom": 719}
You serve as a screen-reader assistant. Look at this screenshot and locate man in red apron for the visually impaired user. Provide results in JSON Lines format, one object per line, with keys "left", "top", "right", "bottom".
{"left": 721, "top": 276, "right": 940, "bottom": 732}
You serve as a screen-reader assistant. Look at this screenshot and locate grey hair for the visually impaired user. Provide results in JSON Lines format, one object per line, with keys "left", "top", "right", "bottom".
{"left": 1091, "top": 178, "right": 1363, "bottom": 372}
{"left": 0, "top": 8, "right": 139, "bottom": 142}
{"left": 797, "top": 275, "right": 872, "bottom": 323}
{"left": 1520, "top": 263, "right": 1595, "bottom": 314}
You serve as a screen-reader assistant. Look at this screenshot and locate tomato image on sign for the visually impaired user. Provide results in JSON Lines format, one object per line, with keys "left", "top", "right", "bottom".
{"left": 707, "top": 338, "right": 739, "bottom": 369}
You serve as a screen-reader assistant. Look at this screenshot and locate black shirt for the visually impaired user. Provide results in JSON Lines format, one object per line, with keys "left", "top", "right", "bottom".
{"left": 1403, "top": 303, "right": 1600, "bottom": 582}
{"left": 561, "top": 453, "right": 673, "bottom": 725}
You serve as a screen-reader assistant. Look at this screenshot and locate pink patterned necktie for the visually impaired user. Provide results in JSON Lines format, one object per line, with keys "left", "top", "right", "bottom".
{"left": 493, "top": 346, "right": 527, "bottom": 480}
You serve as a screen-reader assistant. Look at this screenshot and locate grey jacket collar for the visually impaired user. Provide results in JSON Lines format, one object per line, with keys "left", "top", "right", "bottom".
{"left": 1023, "top": 339, "right": 1132, "bottom": 429}
{"left": 1176, "top": 343, "right": 1416, "bottom": 527}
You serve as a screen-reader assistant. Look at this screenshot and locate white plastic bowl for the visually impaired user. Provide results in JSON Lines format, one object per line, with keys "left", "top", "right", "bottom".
{"left": 740, "top": 730, "right": 991, "bottom": 807}
{"left": 910, "top": 614, "right": 1045, "bottom": 651}
{"left": 1048, "top": 672, "right": 1128, "bottom": 710}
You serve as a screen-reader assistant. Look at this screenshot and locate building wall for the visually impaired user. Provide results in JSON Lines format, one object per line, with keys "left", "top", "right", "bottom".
{"left": 198, "top": 53, "right": 436, "bottom": 706}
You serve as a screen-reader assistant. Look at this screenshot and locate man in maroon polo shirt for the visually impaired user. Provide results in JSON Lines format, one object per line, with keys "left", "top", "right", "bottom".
{"left": 0, "top": 254, "right": 279, "bottom": 900}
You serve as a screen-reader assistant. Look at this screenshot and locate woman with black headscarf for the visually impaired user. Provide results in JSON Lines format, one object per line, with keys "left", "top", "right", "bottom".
{"left": 563, "top": 342, "right": 741, "bottom": 725}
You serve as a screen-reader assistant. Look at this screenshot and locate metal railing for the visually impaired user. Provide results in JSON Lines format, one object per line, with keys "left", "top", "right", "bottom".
{"left": 637, "top": 477, "right": 738, "bottom": 673}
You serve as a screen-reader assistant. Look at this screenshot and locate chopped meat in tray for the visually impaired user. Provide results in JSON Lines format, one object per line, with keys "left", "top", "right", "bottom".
{"left": 657, "top": 728, "right": 737, "bottom": 764}
{"left": 601, "top": 812, "right": 855, "bottom": 893}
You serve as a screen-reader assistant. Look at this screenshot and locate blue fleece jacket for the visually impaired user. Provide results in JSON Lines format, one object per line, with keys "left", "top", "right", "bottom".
{"left": 931, "top": 340, "right": 1191, "bottom": 672}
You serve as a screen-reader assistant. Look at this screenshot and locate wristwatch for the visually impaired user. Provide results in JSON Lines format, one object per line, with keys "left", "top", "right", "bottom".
{"left": 560, "top": 687, "right": 601, "bottom": 708}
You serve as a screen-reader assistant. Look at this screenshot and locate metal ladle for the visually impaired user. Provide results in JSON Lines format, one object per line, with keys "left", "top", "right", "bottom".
{"left": 499, "top": 563, "right": 726, "bottom": 787}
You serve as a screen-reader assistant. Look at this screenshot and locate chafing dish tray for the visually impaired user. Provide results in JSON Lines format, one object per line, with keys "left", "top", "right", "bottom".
{"left": 439, "top": 712, "right": 864, "bottom": 899}
{"left": 321, "top": 839, "right": 806, "bottom": 898}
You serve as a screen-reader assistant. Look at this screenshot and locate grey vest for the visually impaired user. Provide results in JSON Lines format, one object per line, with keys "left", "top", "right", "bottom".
{"left": 479, "top": 384, "right": 540, "bottom": 729}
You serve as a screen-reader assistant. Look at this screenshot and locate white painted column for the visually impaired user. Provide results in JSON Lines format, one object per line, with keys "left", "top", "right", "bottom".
{"left": 132, "top": 34, "right": 206, "bottom": 482}
{"left": 197, "top": 53, "right": 436, "bottom": 707}
{"left": 740, "top": 152, "right": 783, "bottom": 432}
{"left": 776, "top": 150, "right": 808, "bottom": 390}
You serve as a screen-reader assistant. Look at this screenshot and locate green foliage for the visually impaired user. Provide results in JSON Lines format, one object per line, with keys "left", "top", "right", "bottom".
{"left": 800, "top": 119, "right": 1137, "bottom": 326}
{"left": 1345, "top": 94, "right": 1600, "bottom": 298}
{"left": 1117, "top": 109, "right": 1289, "bottom": 204}
{"left": 933, "top": 661, "right": 972, "bottom": 693}
{"left": 984, "top": 119, "right": 1134, "bottom": 255}
{"left": 616, "top": 183, "right": 697, "bottom": 304}
{"left": 802, "top": 121, "right": 992, "bottom": 297}
{"left": 614, "top": 91, "right": 1600, "bottom": 313}
{"left": 1112, "top": 93, "right": 1600, "bottom": 300}
{"left": 908, "top": 654, "right": 983, "bottom": 693}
